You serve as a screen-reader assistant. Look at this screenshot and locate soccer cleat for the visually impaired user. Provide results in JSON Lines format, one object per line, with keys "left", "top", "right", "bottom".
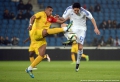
{"left": 71, "top": 62, "right": 76, "bottom": 64}
{"left": 75, "top": 68, "right": 79, "bottom": 72}
{"left": 25, "top": 69, "right": 34, "bottom": 78}
{"left": 66, "top": 21, "right": 73, "bottom": 32}
{"left": 62, "top": 40, "right": 73, "bottom": 46}
{"left": 46, "top": 54, "right": 51, "bottom": 62}
{"left": 85, "top": 55, "right": 89, "bottom": 61}
{"left": 75, "top": 64, "right": 79, "bottom": 72}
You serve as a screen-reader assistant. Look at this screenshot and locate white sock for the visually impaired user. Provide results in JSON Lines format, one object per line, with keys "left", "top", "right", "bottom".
{"left": 63, "top": 27, "right": 67, "bottom": 31}
{"left": 28, "top": 66, "right": 33, "bottom": 70}
{"left": 76, "top": 49, "right": 83, "bottom": 64}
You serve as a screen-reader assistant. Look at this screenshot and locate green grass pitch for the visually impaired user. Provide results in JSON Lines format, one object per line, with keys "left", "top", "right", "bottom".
{"left": 0, "top": 61, "right": 120, "bottom": 82}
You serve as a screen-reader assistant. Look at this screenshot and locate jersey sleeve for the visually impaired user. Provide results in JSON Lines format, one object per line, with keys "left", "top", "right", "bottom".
{"left": 47, "top": 16, "right": 57, "bottom": 23}
{"left": 62, "top": 6, "right": 72, "bottom": 19}
{"left": 34, "top": 12, "right": 42, "bottom": 18}
{"left": 81, "top": 7, "right": 93, "bottom": 20}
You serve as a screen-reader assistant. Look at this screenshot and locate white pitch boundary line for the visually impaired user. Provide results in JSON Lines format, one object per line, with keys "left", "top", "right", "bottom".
{"left": 0, "top": 46, "right": 120, "bottom": 49}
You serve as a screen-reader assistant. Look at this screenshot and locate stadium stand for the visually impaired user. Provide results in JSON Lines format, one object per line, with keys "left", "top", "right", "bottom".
{"left": 0, "top": 0, "right": 120, "bottom": 46}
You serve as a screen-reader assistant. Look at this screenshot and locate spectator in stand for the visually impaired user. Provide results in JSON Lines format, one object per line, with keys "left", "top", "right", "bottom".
{"left": 92, "top": 37, "right": 98, "bottom": 46}
{"left": 113, "top": 36, "right": 120, "bottom": 46}
{"left": 25, "top": 1, "right": 33, "bottom": 11}
{"left": 106, "top": 20, "right": 113, "bottom": 29}
{"left": 4, "top": 36, "right": 12, "bottom": 46}
{"left": 17, "top": 1, "right": 25, "bottom": 11}
{"left": 98, "top": 36, "right": 106, "bottom": 46}
{"left": 9, "top": 13, "right": 16, "bottom": 20}
{"left": 3, "top": 9, "right": 10, "bottom": 19}
{"left": 0, "top": 36, "right": 5, "bottom": 45}
{"left": 88, "top": 6, "right": 94, "bottom": 13}
{"left": 112, "top": 20, "right": 117, "bottom": 29}
{"left": 11, "top": 36, "right": 19, "bottom": 46}
{"left": 94, "top": 3, "right": 101, "bottom": 12}
{"left": 106, "top": 36, "right": 114, "bottom": 46}
{"left": 99, "top": 21, "right": 107, "bottom": 29}
{"left": 17, "top": 11, "right": 25, "bottom": 19}
{"left": 24, "top": 10, "right": 32, "bottom": 20}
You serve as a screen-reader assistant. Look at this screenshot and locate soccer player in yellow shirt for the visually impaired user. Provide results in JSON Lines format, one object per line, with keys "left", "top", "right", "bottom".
{"left": 25, "top": 6, "right": 72, "bottom": 78}
{"left": 71, "top": 41, "right": 89, "bottom": 64}
{"left": 24, "top": 35, "right": 51, "bottom": 69}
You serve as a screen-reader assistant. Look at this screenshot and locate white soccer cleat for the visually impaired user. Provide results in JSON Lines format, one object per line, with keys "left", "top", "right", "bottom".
{"left": 75, "top": 68, "right": 79, "bottom": 72}
{"left": 46, "top": 54, "right": 51, "bottom": 62}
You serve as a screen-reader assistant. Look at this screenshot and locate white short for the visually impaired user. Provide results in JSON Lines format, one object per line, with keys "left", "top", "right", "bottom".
{"left": 64, "top": 26, "right": 86, "bottom": 45}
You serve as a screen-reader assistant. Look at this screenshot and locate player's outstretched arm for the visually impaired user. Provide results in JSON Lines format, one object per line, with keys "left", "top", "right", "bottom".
{"left": 28, "top": 16, "right": 36, "bottom": 30}
{"left": 91, "top": 18, "right": 100, "bottom": 35}
{"left": 23, "top": 37, "right": 30, "bottom": 44}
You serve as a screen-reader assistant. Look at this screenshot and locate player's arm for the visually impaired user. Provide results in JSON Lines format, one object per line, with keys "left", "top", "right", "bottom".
{"left": 28, "top": 12, "right": 42, "bottom": 30}
{"left": 23, "top": 37, "right": 30, "bottom": 44}
{"left": 84, "top": 8, "right": 100, "bottom": 35}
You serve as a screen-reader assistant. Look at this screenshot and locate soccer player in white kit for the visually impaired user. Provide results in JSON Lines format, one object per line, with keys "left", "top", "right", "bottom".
{"left": 62, "top": 2, "right": 100, "bottom": 72}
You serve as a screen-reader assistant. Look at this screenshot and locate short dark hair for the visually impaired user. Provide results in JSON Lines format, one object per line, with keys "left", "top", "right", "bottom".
{"left": 46, "top": 6, "right": 53, "bottom": 9}
{"left": 72, "top": 2, "right": 81, "bottom": 9}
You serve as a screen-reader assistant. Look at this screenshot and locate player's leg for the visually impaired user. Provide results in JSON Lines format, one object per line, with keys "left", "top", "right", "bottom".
{"left": 71, "top": 52, "right": 76, "bottom": 64}
{"left": 82, "top": 54, "right": 89, "bottom": 61}
{"left": 76, "top": 43, "right": 83, "bottom": 72}
{"left": 26, "top": 42, "right": 47, "bottom": 78}
{"left": 29, "top": 51, "right": 35, "bottom": 63}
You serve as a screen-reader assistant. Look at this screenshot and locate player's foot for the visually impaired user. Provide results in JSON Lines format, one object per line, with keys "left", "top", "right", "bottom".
{"left": 66, "top": 21, "right": 73, "bottom": 32}
{"left": 62, "top": 40, "right": 73, "bottom": 46}
{"left": 25, "top": 68, "right": 34, "bottom": 78}
{"left": 46, "top": 54, "right": 51, "bottom": 62}
{"left": 75, "top": 64, "right": 79, "bottom": 72}
{"left": 33, "top": 67, "right": 37, "bottom": 70}
{"left": 85, "top": 55, "right": 89, "bottom": 61}
{"left": 71, "top": 62, "right": 76, "bottom": 64}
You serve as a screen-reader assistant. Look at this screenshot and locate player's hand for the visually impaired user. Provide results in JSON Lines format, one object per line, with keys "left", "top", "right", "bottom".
{"left": 27, "top": 26, "right": 32, "bottom": 30}
{"left": 54, "top": 14, "right": 59, "bottom": 18}
{"left": 94, "top": 28, "right": 100, "bottom": 35}
{"left": 23, "top": 40, "right": 27, "bottom": 44}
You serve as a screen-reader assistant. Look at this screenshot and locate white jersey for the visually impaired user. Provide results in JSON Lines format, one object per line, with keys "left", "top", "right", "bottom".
{"left": 62, "top": 6, "right": 93, "bottom": 31}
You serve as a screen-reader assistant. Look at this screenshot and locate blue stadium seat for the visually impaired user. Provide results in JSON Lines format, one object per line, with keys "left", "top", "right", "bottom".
{"left": 9, "top": 20, "right": 15, "bottom": 25}
{"left": 104, "top": 29, "right": 110, "bottom": 35}
{"left": 14, "top": 24, "right": 20, "bottom": 29}
{"left": 29, "top": 11, "right": 34, "bottom": 15}
{"left": 8, "top": 24, "right": 14, "bottom": 28}
{"left": 21, "top": 20, "right": 28, "bottom": 25}
{"left": 15, "top": 20, "right": 21, "bottom": 25}
{"left": 90, "top": 0, "right": 95, "bottom": 4}
{"left": 44, "top": 0, "right": 49, "bottom": 3}
{"left": 99, "top": 29, "right": 104, "bottom": 36}
{"left": 3, "top": 20, "right": 8, "bottom": 24}
{"left": 2, "top": 24, "right": 7, "bottom": 28}
{"left": 10, "top": 2, "right": 16, "bottom": 6}
{"left": 56, "top": 37, "right": 62, "bottom": 46}
{"left": 38, "top": 0, "right": 43, "bottom": 4}
{"left": 107, "top": 0, "right": 112, "bottom": 5}
{"left": 101, "top": 0, "right": 107, "bottom": 4}
{"left": 50, "top": 0, "right": 56, "bottom": 3}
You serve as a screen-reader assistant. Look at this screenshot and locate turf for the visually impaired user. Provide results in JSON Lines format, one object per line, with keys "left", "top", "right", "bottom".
{"left": 0, "top": 61, "right": 120, "bottom": 82}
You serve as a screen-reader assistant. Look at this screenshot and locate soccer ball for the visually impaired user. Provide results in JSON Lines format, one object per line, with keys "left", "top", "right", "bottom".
{"left": 67, "top": 33, "right": 77, "bottom": 41}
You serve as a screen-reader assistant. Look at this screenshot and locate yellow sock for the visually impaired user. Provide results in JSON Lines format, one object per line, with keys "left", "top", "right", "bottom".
{"left": 82, "top": 54, "right": 86, "bottom": 58}
{"left": 30, "top": 57, "right": 34, "bottom": 63}
{"left": 71, "top": 53, "right": 76, "bottom": 62}
{"left": 47, "top": 28, "right": 64, "bottom": 34}
{"left": 43, "top": 55, "right": 47, "bottom": 59}
{"left": 31, "top": 55, "right": 43, "bottom": 68}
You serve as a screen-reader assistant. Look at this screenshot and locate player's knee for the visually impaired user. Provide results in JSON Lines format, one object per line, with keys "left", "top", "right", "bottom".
{"left": 42, "top": 29, "right": 48, "bottom": 37}
{"left": 29, "top": 53, "right": 34, "bottom": 57}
